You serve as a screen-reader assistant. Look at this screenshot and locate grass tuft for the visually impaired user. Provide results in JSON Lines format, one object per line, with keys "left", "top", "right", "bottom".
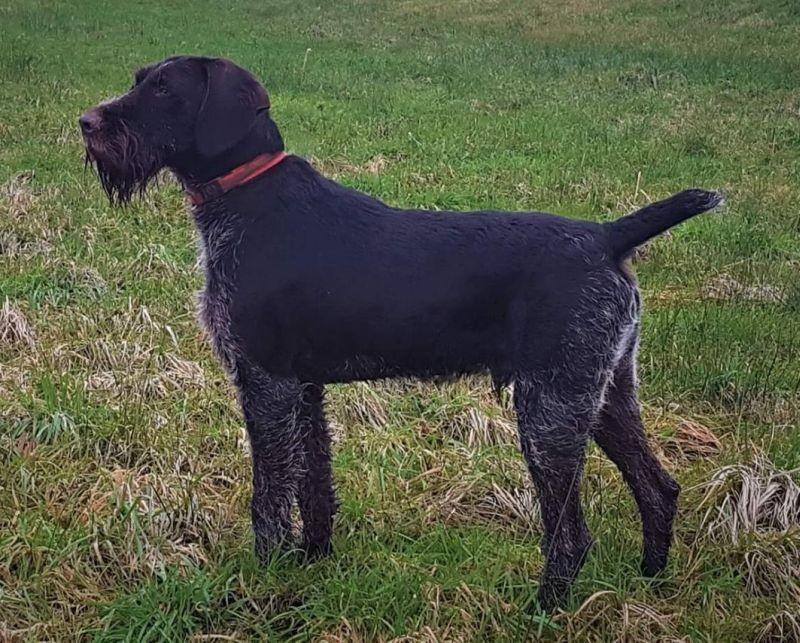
{"left": 698, "top": 453, "right": 800, "bottom": 543}
{"left": 0, "top": 298, "right": 36, "bottom": 350}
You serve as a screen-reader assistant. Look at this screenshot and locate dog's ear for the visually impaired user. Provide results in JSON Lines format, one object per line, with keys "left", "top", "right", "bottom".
{"left": 195, "top": 59, "right": 270, "bottom": 158}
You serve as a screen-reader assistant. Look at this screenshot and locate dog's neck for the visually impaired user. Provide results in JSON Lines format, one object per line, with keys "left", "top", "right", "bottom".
{"left": 171, "top": 117, "right": 285, "bottom": 186}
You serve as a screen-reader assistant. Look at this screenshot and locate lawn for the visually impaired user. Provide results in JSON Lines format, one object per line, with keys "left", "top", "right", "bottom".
{"left": 1, "top": 0, "right": 799, "bottom": 640}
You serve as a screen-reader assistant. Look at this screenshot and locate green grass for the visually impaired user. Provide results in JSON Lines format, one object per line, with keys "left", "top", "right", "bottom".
{"left": 2, "top": 0, "right": 800, "bottom": 640}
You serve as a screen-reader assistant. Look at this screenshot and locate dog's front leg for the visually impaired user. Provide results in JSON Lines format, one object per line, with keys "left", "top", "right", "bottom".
{"left": 297, "top": 383, "right": 336, "bottom": 559}
{"left": 238, "top": 364, "right": 304, "bottom": 561}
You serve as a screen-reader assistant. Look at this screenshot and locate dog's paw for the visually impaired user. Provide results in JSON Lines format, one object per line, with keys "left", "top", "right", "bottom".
{"left": 299, "top": 538, "right": 333, "bottom": 562}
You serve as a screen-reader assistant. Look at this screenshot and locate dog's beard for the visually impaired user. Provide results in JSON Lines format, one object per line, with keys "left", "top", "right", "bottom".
{"left": 83, "top": 121, "right": 165, "bottom": 204}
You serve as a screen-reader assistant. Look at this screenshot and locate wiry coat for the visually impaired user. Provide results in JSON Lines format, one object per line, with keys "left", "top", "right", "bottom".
{"left": 80, "top": 55, "right": 723, "bottom": 610}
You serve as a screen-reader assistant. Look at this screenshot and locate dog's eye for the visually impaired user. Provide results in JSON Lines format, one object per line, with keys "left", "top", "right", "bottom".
{"left": 154, "top": 77, "right": 169, "bottom": 96}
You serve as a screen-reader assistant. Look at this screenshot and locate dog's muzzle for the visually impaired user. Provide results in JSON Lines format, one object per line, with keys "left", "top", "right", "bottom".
{"left": 79, "top": 108, "right": 103, "bottom": 136}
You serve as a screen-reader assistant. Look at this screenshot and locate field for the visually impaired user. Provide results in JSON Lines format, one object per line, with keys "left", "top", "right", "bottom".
{"left": 1, "top": 0, "right": 800, "bottom": 640}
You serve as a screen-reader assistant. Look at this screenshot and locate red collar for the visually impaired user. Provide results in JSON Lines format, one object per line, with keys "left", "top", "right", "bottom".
{"left": 186, "top": 151, "right": 288, "bottom": 206}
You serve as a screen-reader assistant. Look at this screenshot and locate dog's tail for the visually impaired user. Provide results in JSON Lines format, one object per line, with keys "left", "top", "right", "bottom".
{"left": 603, "top": 188, "right": 724, "bottom": 259}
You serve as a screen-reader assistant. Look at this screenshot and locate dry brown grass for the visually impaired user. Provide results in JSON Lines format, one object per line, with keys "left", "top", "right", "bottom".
{"left": 552, "top": 591, "right": 682, "bottom": 642}
{"left": 701, "top": 273, "right": 787, "bottom": 304}
{"left": 13, "top": 460, "right": 247, "bottom": 584}
{"left": 428, "top": 477, "right": 539, "bottom": 532}
{"left": 756, "top": 610, "right": 800, "bottom": 643}
{"left": 641, "top": 406, "right": 724, "bottom": 467}
{"left": 661, "top": 418, "right": 723, "bottom": 463}
{"left": 445, "top": 406, "right": 516, "bottom": 449}
{"left": 698, "top": 453, "right": 800, "bottom": 543}
{"left": 0, "top": 298, "right": 36, "bottom": 350}
{"left": 690, "top": 454, "right": 800, "bottom": 602}
{"left": 0, "top": 365, "right": 29, "bottom": 400}
{"left": 0, "top": 171, "right": 36, "bottom": 219}
{"left": 309, "top": 154, "right": 395, "bottom": 180}
{"left": 739, "top": 534, "right": 800, "bottom": 600}
{"left": 416, "top": 582, "right": 516, "bottom": 641}
{"left": 0, "top": 230, "right": 54, "bottom": 258}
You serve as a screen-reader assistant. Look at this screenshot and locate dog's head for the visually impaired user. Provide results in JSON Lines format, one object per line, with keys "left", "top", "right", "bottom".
{"left": 80, "top": 56, "right": 271, "bottom": 203}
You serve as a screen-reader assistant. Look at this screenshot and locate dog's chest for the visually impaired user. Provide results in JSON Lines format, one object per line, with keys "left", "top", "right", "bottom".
{"left": 194, "top": 207, "right": 242, "bottom": 374}
{"left": 197, "top": 281, "right": 235, "bottom": 374}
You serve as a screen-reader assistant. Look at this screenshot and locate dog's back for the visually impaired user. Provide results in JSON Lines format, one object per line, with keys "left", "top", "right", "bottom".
{"left": 216, "top": 157, "right": 720, "bottom": 388}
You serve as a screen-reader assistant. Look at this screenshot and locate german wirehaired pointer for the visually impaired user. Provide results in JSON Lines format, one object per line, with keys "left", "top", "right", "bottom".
{"left": 80, "top": 56, "right": 723, "bottom": 610}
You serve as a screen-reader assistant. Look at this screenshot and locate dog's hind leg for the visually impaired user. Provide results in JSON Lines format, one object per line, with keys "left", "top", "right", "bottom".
{"left": 593, "top": 340, "right": 680, "bottom": 577}
{"left": 238, "top": 364, "right": 305, "bottom": 562}
{"left": 297, "top": 383, "right": 337, "bottom": 559}
{"left": 514, "top": 374, "right": 600, "bottom": 611}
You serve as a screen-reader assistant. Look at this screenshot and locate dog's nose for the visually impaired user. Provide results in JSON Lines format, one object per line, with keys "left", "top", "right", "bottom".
{"left": 79, "top": 109, "right": 102, "bottom": 134}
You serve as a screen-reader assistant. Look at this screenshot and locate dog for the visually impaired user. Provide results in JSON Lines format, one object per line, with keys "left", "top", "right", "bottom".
{"left": 80, "top": 55, "right": 723, "bottom": 610}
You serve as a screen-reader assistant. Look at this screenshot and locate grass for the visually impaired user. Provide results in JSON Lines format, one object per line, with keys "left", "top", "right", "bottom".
{"left": 1, "top": 0, "right": 799, "bottom": 639}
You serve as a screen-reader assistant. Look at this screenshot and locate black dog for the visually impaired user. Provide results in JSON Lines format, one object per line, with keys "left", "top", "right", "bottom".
{"left": 80, "top": 55, "right": 723, "bottom": 610}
